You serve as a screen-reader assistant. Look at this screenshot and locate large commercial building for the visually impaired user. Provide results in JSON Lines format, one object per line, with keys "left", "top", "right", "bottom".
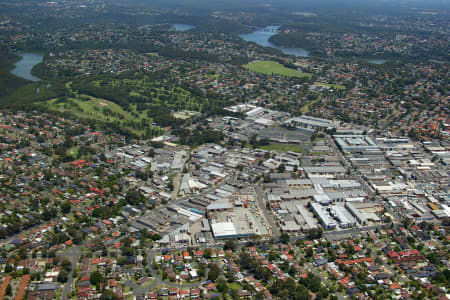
{"left": 375, "top": 137, "right": 415, "bottom": 151}
{"left": 283, "top": 116, "right": 338, "bottom": 133}
{"left": 334, "top": 135, "right": 379, "bottom": 153}
{"left": 283, "top": 116, "right": 339, "bottom": 132}
{"left": 303, "top": 166, "right": 347, "bottom": 178}
{"left": 211, "top": 222, "right": 241, "bottom": 239}
{"left": 311, "top": 202, "right": 337, "bottom": 230}
{"left": 331, "top": 205, "right": 357, "bottom": 228}
{"left": 345, "top": 202, "right": 382, "bottom": 225}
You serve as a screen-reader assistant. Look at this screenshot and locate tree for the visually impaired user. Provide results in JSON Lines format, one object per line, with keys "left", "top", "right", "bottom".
{"left": 197, "top": 263, "right": 206, "bottom": 277}
{"left": 57, "top": 269, "right": 69, "bottom": 283}
{"left": 300, "top": 272, "right": 322, "bottom": 293}
{"left": 268, "top": 250, "right": 278, "bottom": 261}
{"left": 280, "top": 232, "right": 290, "bottom": 244}
{"left": 5, "top": 283, "right": 11, "bottom": 295}
{"left": 216, "top": 277, "right": 229, "bottom": 293}
{"left": 408, "top": 129, "right": 418, "bottom": 139}
{"left": 150, "top": 233, "right": 161, "bottom": 241}
{"left": 255, "top": 291, "right": 265, "bottom": 299}
{"left": 401, "top": 218, "right": 412, "bottom": 228}
{"left": 62, "top": 258, "right": 72, "bottom": 272}
{"left": 168, "top": 180, "right": 174, "bottom": 191}
{"left": 42, "top": 207, "right": 58, "bottom": 221}
{"left": 224, "top": 239, "right": 237, "bottom": 251}
{"left": 90, "top": 271, "right": 103, "bottom": 285}
{"left": 203, "top": 248, "right": 212, "bottom": 259}
{"left": 99, "top": 152, "right": 107, "bottom": 162}
{"left": 208, "top": 263, "right": 220, "bottom": 281}
{"left": 100, "top": 290, "right": 119, "bottom": 300}
{"left": 305, "top": 247, "right": 313, "bottom": 258}
{"left": 61, "top": 201, "right": 71, "bottom": 214}
{"left": 4, "top": 264, "right": 13, "bottom": 273}
{"left": 308, "top": 227, "right": 323, "bottom": 239}
{"left": 277, "top": 163, "right": 286, "bottom": 173}
{"left": 254, "top": 265, "right": 271, "bottom": 282}
{"left": 226, "top": 268, "right": 237, "bottom": 282}
{"left": 31, "top": 272, "right": 41, "bottom": 281}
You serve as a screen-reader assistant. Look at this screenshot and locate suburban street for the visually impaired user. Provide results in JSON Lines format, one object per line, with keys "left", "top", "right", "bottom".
{"left": 61, "top": 245, "right": 82, "bottom": 300}
{"left": 122, "top": 249, "right": 210, "bottom": 297}
{"left": 293, "top": 247, "right": 346, "bottom": 300}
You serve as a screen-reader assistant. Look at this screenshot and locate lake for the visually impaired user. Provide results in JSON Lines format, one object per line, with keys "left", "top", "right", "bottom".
{"left": 240, "top": 26, "right": 394, "bottom": 63}
{"left": 172, "top": 24, "right": 195, "bottom": 31}
{"left": 239, "top": 25, "right": 309, "bottom": 57}
{"left": 11, "top": 53, "right": 43, "bottom": 82}
{"left": 366, "top": 59, "right": 388, "bottom": 65}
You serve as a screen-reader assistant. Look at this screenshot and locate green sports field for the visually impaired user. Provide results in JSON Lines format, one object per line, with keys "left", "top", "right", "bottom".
{"left": 243, "top": 61, "right": 312, "bottom": 78}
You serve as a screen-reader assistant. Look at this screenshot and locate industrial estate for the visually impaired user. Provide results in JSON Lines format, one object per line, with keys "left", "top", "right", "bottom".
{"left": 0, "top": 0, "right": 448, "bottom": 299}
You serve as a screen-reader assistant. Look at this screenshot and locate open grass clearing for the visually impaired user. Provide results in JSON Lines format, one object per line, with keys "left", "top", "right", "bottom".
{"left": 300, "top": 95, "right": 322, "bottom": 114}
{"left": 313, "top": 82, "right": 346, "bottom": 90}
{"left": 45, "top": 95, "right": 153, "bottom": 135}
{"left": 172, "top": 110, "right": 201, "bottom": 120}
{"left": 229, "top": 282, "right": 242, "bottom": 290}
{"left": 67, "top": 146, "right": 79, "bottom": 159}
{"left": 47, "top": 96, "right": 144, "bottom": 122}
{"left": 244, "top": 61, "right": 312, "bottom": 78}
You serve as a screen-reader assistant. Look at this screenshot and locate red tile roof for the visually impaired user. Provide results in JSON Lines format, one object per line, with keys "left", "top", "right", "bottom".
{"left": 390, "top": 283, "right": 402, "bottom": 290}
{"left": 15, "top": 274, "right": 30, "bottom": 300}
{"left": 0, "top": 276, "right": 12, "bottom": 299}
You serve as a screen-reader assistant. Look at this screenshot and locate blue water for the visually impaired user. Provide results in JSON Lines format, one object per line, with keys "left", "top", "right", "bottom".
{"left": 241, "top": 26, "right": 394, "bottom": 63}
{"left": 239, "top": 26, "right": 309, "bottom": 57}
{"left": 11, "top": 53, "right": 43, "bottom": 81}
{"left": 366, "top": 59, "right": 388, "bottom": 65}
{"left": 172, "top": 24, "right": 195, "bottom": 31}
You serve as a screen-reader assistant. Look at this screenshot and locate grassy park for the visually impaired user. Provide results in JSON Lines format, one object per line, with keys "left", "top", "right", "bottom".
{"left": 314, "top": 82, "right": 346, "bottom": 90}
{"left": 244, "top": 61, "right": 312, "bottom": 78}
{"left": 45, "top": 95, "right": 156, "bottom": 136}
{"left": 172, "top": 110, "right": 201, "bottom": 120}
{"left": 47, "top": 96, "right": 146, "bottom": 123}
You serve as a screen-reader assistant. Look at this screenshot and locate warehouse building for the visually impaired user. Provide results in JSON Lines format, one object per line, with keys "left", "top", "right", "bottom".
{"left": 331, "top": 205, "right": 357, "bottom": 228}
{"left": 334, "top": 135, "right": 379, "bottom": 153}
{"left": 283, "top": 116, "right": 338, "bottom": 132}
{"left": 211, "top": 222, "right": 241, "bottom": 239}
{"left": 345, "top": 202, "right": 381, "bottom": 225}
{"left": 303, "top": 166, "right": 347, "bottom": 178}
{"left": 311, "top": 202, "right": 336, "bottom": 230}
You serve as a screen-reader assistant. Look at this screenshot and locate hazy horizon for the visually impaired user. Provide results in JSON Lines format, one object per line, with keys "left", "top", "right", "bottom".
{"left": 123, "top": 0, "right": 450, "bottom": 12}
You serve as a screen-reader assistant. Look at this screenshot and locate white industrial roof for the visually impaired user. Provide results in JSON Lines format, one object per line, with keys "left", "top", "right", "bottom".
{"left": 211, "top": 222, "right": 237, "bottom": 237}
{"left": 207, "top": 201, "right": 232, "bottom": 210}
